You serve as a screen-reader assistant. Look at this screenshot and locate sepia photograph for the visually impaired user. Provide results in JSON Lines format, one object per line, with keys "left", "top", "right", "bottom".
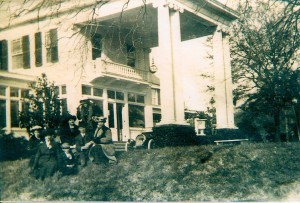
{"left": 0, "top": 0, "right": 300, "bottom": 201}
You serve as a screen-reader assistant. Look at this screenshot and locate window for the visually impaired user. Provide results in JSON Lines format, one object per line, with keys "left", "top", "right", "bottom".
{"left": 54, "top": 86, "right": 59, "bottom": 96}
{"left": 129, "top": 104, "right": 145, "bottom": 128}
{"left": 45, "top": 29, "right": 58, "bottom": 63}
{"left": 151, "top": 89, "right": 161, "bottom": 105}
{"left": 0, "top": 40, "right": 8, "bottom": 71}
{"left": 107, "top": 90, "right": 124, "bottom": 100}
{"left": 0, "top": 100, "right": 6, "bottom": 128}
{"left": 93, "top": 88, "right": 103, "bottom": 97}
{"left": 10, "top": 88, "right": 19, "bottom": 97}
{"left": 21, "top": 89, "right": 30, "bottom": 98}
{"left": 126, "top": 44, "right": 136, "bottom": 67}
{"left": 0, "top": 86, "right": 5, "bottom": 96}
{"left": 108, "top": 103, "right": 114, "bottom": 128}
{"left": 61, "top": 98, "right": 68, "bottom": 115}
{"left": 11, "top": 36, "right": 30, "bottom": 69}
{"left": 61, "top": 85, "right": 67, "bottom": 95}
{"left": 82, "top": 85, "right": 91, "bottom": 95}
{"left": 35, "top": 32, "right": 43, "bottom": 67}
{"left": 128, "top": 92, "right": 144, "bottom": 103}
{"left": 91, "top": 34, "right": 102, "bottom": 60}
{"left": 11, "top": 100, "right": 19, "bottom": 127}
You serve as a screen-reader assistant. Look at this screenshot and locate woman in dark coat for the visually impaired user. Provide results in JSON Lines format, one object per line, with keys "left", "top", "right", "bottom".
{"left": 31, "top": 133, "right": 60, "bottom": 180}
{"left": 28, "top": 126, "right": 44, "bottom": 167}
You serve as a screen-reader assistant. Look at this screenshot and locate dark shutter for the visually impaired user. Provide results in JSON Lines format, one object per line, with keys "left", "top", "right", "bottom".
{"left": 35, "top": 32, "right": 42, "bottom": 67}
{"left": 22, "top": 35, "right": 30, "bottom": 69}
{"left": 0, "top": 40, "right": 8, "bottom": 71}
{"left": 50, "top": 29, "right": 58, "bottom": 63}
{"left": 91, "top": 34, "right": 102, "bottom": 60}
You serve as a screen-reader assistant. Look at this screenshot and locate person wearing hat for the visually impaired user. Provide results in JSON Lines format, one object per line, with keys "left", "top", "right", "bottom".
{"left": 90, "top": 116, "right": 117, "bottom": 165}
{"left": 58, "top": 143, "right": 77, "bottom": 175}
{"left": 60, "top": 114, "right": 79, "bottom": 146}
{"left": 28, "top": 125, "right": 44, "bottom": 167}
{"left": 31, "top": 132, "right": 60, "bottom": 180}
{"left": 74, "top": 123, "right": 94, "bottom": 168}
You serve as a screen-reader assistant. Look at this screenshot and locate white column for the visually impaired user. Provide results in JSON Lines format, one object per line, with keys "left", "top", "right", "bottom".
{"left": 223, "top": 34, "right": 235, "bottom": 128}
{"left": 157, "top": 3, "right": 175, "bottom": 124}
{"left": 144, "top": 88, "right": 154, "bottom": 130}
{"left": 122, "top": 92, "right": 130, "bottom": 139}
{"left": 170, "top": 11, "right": 186, "bottom": 124}
{"left": 213, "top": 27, "right": 235, "bottom": 129}
{"left": 6, "top": 87, "right": 11, "bottom": 133}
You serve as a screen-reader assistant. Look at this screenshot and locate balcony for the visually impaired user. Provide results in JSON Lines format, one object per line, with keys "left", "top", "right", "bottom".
{"left": 93, "top": 59, "right": 150, "bottom": 83}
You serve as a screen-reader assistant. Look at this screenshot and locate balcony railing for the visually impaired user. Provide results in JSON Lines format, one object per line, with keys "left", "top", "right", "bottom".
{"left": 95, "top": 60, "right": 150, "bottom": 82}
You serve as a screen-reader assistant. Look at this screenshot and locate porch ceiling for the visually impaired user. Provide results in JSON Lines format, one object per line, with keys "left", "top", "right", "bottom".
{"left": 90, "top": 75, "right": 150, "bottom": 91}
{"left": 76, "top": 2, "right": 219, "bottom": 48}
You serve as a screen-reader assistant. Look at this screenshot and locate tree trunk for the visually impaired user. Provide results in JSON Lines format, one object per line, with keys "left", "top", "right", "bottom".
{"left": 274, "top": 110, "right": 281, "bottom": 142}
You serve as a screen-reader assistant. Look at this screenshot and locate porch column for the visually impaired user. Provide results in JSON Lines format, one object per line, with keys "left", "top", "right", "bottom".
{"left": 144, "top": 88, "right": 154, "bottom": 130}
{"left": 6, "top": 87, "right": 11, "bottom": 133}
{"left": 213, "top": 27, "right": 235, "bottom": 129}
{"left": 123, "top": 92, "right": 130, "bottom": 140}
{"left": 156, "top": 2, "right": 186, "bottom": 125}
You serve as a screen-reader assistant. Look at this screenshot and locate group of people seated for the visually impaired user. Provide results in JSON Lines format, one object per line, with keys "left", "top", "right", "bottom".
{"left": 27, "top": 114, "right": 117, "bottom": 180}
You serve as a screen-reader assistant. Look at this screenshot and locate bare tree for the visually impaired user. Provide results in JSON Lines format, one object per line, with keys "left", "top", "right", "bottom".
{"left": 231, "top": 0, "right": 300, "bottom": 141}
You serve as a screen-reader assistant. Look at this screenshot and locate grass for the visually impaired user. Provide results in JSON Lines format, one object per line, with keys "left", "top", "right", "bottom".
{"left": 1, "top": 142, "right": 300, "bottom": 201}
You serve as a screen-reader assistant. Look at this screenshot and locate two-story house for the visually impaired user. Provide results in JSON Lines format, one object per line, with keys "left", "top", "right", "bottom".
{"left": 0, "top": 0, "right": 238, "bottom": 140}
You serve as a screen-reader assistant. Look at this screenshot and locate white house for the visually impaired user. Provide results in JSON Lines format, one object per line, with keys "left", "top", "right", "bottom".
{"left": 0, "top": 0, "right": 238, "bottom": 140}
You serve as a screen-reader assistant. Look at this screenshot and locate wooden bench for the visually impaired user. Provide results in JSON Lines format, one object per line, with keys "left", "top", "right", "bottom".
{"left": 214, "top": 139, "right": 249, "bottom": 145}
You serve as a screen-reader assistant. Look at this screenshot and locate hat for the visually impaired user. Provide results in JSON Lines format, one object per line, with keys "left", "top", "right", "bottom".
{"left": 80, "top": 97, "right": 90, "bottom": 104}
{"left": 94, "top": 116, "right": 107, "bottom": 123}
{"left": 31, "top": 125, "right": 42, "bottom": 131}
{"left": 78, "top": 122, "right": 86, "bottom": 128}
{"left": 61, "top": 143, "right": 70, "bottom": 149}
{"left": 66, "top": 114, "right": 77, "bottom": 121}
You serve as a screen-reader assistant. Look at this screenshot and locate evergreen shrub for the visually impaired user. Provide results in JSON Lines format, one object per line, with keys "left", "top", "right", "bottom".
{"left": 152, "top": 124, "right": 197, "bottom": 147}
{"left": 196, "top": 128, "right": 249, "bottom": 145}
{"left": 0, "top": 131, "right": 29, "bottom": 161}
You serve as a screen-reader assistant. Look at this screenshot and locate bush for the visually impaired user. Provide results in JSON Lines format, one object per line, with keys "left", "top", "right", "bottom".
{"left": 196, "top": 128, "right": 250, "bottom": 145}
{"left": 0, "top": 131, "right": 29, "bottom": 162}
{"left": 152, "top": 124, "right": 197, "bottom": 147}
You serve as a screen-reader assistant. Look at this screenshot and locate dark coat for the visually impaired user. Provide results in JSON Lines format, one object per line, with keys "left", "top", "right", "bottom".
{"left": 28, "top": 136, "right": 44, "bottom": 167}
{"left": 75, "top": 133, "right": 94, "bottom": 152}
{"left": 60, "top": 125, "right": 80, "bottom": 145}
{"left": 32, "top": 142, "right": 60, "bottom": 180}
{"left": 58, "top": 149, "right": 77, "bottom": 175}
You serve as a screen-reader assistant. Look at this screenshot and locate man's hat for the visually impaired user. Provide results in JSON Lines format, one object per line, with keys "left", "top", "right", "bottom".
{"left": 31, "top": 125, "right": 42, "bottom": 132}
{"left": 78, "top": 122, "right": 86, "bottom": 128}
{"left": 66, "top": 114, "right": 77, "bottom": 121}
{"left": 80, "top": 97, "right": 90, "bottom": 104}
{"left": 93, "top": 116, "right": 107, "bottom": 123}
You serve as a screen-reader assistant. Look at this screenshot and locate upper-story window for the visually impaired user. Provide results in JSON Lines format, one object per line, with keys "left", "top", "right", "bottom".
{"left": 91, "top": 34, "right": 102, "bottom": 60}
{"left": 35, "top": 32, "right": 43, "bottom": 67}
{"left": 0, "top": 40, "right": 8, "bottom": 71}
{"left": 128, "top": 92, "right": 144, "bottom": 103}
{"left": 11, "top": 36, "right": 30, "bottom": 69}
{"left": 151, "top": 88, "right": 161, "bottom": 105}
{"left": 126, "top": 44, "right": 136, "bottom": 67}
{"left": 45, "top": 29, "right": 58, "bottom": 63}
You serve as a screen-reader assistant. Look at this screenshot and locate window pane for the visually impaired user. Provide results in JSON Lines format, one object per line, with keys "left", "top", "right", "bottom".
{"left": 94, "top": 88, "right": 103, "bottom": 97}
{"left": 61, "top": 85, "right": 67, "bottom": 94}
{"left": 54, "top": 86, "right": 59, "bottom": 96}
{"left": 61, "top": 98, "right": 68, "bottom": 115}
{"left": 82, "top": 85, "right": 92, "bottom": 95}
{"left": 0, "top": 40, "right": 8, "bottom": 71}
{"left": 21, "top": 89, "right": 30, "bottom": 98}
{"left": 108, "top": 103, "right": 114, "bottom": 128}
{"left": 107, "top": 90, "right": 115, "bottom": 99}
{"left": 10, "top": 88, "right": 19, "bottom": 97}
{"left": 0, "top": 86, "right": 5, "bottom": 96}
{"left": 35, "top": 32, "right": 43, "bottom": 67}
{"left": 0, "top": 100, "right": 6, "bottom": 128}
{"left": 11, "top": 100, "right": 19, "bottom": 127}
{"left": 137, "top": 95, "right": 144, "bottom": 103}
{"left": 91, "top": 99, "right": 103, "bottom": 117}
{"left": 128, "top": 93, "right": 135, "bottom": 102}
{"left": 22, "top": 35, "right": 30, "bottom": 69}
{"left": 129, "top": 104, "right": 145, "bottom": 128}
{"left": 153, "top": 113, "right": 161, "bottom": 126}
{"left": 116, "top": 92, "right": 124, "bottom": 100}
{"left": 92, "top": 34, "right": 102, "bottom": 60}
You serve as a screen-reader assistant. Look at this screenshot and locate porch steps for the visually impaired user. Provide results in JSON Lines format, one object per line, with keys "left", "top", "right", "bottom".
{"left": 114, "top": 141, "right": 127, "bottom": 152}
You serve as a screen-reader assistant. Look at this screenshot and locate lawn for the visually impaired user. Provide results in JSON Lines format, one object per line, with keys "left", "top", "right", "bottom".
{"left": 1, "top": 142, "right": 300, "bottom": 201}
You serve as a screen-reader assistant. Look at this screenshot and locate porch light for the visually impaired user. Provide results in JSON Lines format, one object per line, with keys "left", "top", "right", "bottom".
{"left": 150, "top": 58, "right": 158, "bottom": 73}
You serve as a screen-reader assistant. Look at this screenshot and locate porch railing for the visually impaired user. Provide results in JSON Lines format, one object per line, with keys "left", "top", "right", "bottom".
{"left": 96, "top": 60, "right": 150, "bottom": 82}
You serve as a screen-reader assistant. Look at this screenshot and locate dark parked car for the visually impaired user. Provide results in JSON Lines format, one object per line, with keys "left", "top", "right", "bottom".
{"left": 125, "top": 132, "right": 155, "bottom": 151}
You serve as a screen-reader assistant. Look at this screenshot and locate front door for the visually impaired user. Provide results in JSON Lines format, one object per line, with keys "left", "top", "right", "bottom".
{"left": 108, "top": 102, "right": 124, "bottom": 141}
